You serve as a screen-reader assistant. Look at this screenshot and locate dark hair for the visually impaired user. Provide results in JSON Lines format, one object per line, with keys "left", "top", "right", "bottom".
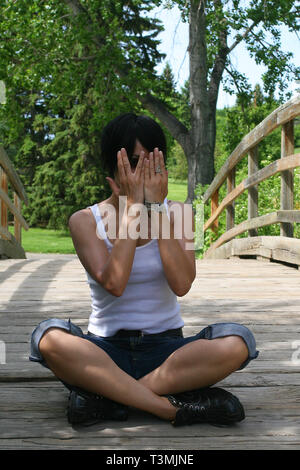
{"left": 100, "top": 113, "right": 167, "bottom": 177}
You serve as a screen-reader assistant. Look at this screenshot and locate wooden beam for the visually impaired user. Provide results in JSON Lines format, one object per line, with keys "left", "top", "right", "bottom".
{"left": 226, "top": 168, "right": 235, "bottom": 231}
{"left": 202, "top": 95, "right": 300, "bottom": 204}
{"left": 280, "top": 121, "right": 294, "bottom": 237}
{"left": 14, "top": 193, "right": 21, "bottom": 244}
{"left": 0, "top": 146, "right": 28, "bottom": 205}
{"left": 204, "top": 153, "right": 300, "bottom": 232}
{"left": 204, "top": 235, "right": 300, "bottom": 266}
{"left": 0, "top": 223, "right": 12, "bottom": 240}
{"left": 205, "top": 210, "right": 300, "bottom": 256}
{"left": 210, "top": 189, "right": 219, "bottom": 234}
{"left": 0, "top": 187, "right": 29, "bottom": 230}
{"left": 0, "top": 167, "right": 8, "bottom": 231}
{"left": 248, "top": 146, "right": 259, "bottom": 237}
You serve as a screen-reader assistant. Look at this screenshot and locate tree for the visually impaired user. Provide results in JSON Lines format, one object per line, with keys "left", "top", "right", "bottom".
{"left": 1, "top": 0, "right": 299, "bottom": 226}
{"left": 0, "top": 0, "right": 165, "bottom": 228}
{"left": 139, "top": 0, "right": 299, "bottom": 201}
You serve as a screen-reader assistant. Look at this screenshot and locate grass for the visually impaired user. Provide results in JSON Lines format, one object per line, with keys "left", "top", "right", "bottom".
{"left": 167, "top": 179, "right": 188, "bottom": 202}
{"left": 9, "top": 226, "right": 76, "bottom": 254}
{"left": 9, "top": 179, "right": 188, "bottom": 254}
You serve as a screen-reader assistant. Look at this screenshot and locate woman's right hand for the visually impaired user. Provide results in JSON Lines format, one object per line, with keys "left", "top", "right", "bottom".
{"left": 106, "top": 148, "right": 145, "bottom": 205}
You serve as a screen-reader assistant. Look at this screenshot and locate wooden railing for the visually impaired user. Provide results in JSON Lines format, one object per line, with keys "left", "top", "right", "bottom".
{"left": 0, "top": 145, "right": 29, "bottom": 259}
{"left": 203, "top": 95, "right": 300, "bottom": 266}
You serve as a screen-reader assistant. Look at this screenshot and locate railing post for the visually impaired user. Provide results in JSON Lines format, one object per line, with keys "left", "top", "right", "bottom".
{"left": 280, "top": 120, "right": 294, "bottom": 237}
{"left": 14, "top": 192, "right": 21, "bottom": 244}
{"left": 0, "top": 166, "right": 8, "bottom": 234}
{"left": 211, "top": 189, "right": 219, "bottom": 234}
{"left": 226, "top": 168, "right": 235, "bottom": 231}
{"left": 248, "top": 146, "right": 259, "bottom": 237}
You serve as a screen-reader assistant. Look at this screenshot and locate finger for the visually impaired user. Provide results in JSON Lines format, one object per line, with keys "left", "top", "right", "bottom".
{"left": 159, "top": 150, "right": 167, "bottom": 176}
{"left": 135, "top": 150, "right": 145, "bottom": 178}
{"left": 117, "top": 150, "right": 126, "bottom": 181}
{"left": 149, "top": 152, "right": 155, "bottom": 177}
{"left": 121, "top": 148, "right": 131, "bottom": 178}
{"left": 144, "top": 157, "right": 150, "bottom": 183}
{"left": 154, "top": 148, "right": 160, "bottom": 176}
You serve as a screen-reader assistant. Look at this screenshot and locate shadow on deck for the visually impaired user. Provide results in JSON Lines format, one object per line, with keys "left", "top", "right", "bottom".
{"left": 0, "top": 253, "right": 300, "bottom": 450}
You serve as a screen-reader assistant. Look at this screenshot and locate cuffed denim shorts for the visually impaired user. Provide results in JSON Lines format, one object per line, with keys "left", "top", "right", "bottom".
{"left": 29, "top": 318, "right": 259, "bottom": 397}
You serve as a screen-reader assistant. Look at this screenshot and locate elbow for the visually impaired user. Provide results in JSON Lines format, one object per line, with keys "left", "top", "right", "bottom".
{"left": 173, "top": 273, "right": 196, "bottom": 297}
{"left": 173, "top": 282, "right": 193, "bottom": 297}
{"left": 110, "top": 289, "right": 123, "bottom": 297}
{"left": 96, "top": 271, "right": 124, "bottom": 297}
{"left": 175, "top": 286, "right": 191, "bottom": 297}
{"left": 106, "top": 285, "right": 123, "bottom": 297}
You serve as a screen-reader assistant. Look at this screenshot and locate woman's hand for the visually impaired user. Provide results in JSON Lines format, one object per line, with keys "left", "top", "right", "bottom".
{"left": 106, "top": 148, "right": 145, "bottom": 205}
{"left": 144, "top": 148, "right": 168, "bottom": 203}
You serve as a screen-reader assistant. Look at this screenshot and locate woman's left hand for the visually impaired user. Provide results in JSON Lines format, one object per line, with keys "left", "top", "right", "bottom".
{"left": 144, "top": 148, "right": 168, "bottom": 203}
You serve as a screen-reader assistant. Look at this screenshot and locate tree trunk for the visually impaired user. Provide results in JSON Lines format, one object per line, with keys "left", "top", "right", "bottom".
{"left": 187, "top": 0, "right": 215, "bottom": 201}
{"left": 139, "top": 0, "right": 230, "bottom": 203}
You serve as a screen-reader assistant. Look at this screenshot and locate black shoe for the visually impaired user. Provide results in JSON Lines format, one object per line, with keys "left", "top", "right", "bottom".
{"left": 167, "top": 387, "right": 245, "bottom": 427}
{"left": 67, "top": 391, "right": 129, "bottom": 425}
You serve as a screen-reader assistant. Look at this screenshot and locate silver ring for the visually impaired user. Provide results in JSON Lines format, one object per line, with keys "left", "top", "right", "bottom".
{"left": 155, "top": 166, "right": 162, "bottom": 174}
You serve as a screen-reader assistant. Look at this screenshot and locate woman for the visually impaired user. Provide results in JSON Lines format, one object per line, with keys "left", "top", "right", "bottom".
{"left": 29, "top": 113, "right": 259, "bottom": 426}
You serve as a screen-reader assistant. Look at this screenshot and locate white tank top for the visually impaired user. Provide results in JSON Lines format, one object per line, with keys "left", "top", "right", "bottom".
{"left": 85, "top": 200, "right": 183, "bottom": 337}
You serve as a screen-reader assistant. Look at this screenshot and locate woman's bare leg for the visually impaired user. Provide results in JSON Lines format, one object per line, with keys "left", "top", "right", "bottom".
{"left": 39, "top": 328, "right": 176, "bottom": 421}
{"left": 139, "top": 336, "right": 248, "bottom": 395}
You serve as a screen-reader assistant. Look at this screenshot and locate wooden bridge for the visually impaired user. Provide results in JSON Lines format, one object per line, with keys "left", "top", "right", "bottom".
{"left": 0, "top": 97, "right": 300, "bottom": 450}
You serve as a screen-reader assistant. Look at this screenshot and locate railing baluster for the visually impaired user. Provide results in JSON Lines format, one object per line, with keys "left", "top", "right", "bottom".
{"left": 0, "top": 166, "right": 8, "bottom": 232}
{"left": 0, "top": 167, "right": 1, "bottom": 238}
{"left": 226, "top": 168, "right": 235, "bottom": 231}
{"left": 248, "top": 146, "right": 259, "bottom": 237}
{"left": 14, "top": 192, "right": 21, "bottom": 244}
{"left": 280, "top": 120, "right": 294, "bottom": 238}
{"left": 211, "top": 189, "right": 219, "bottom": 234}
{"left": 0, "top": 146, "right": 28, "bottom": 258}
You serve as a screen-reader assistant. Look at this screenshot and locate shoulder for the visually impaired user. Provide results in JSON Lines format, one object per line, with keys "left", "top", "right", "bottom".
{"left": 68, "top": 207, "right": 95, "bottom": 232}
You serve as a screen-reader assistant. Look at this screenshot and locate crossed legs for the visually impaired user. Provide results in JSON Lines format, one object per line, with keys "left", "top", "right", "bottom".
{"left": 39, "top": 328, "right": 248, "bottom": 422}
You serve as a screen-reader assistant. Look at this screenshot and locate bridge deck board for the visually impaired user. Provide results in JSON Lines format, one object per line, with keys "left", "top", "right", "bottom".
{"left": 0, "top": 254, "right": 300, "bottom": 450}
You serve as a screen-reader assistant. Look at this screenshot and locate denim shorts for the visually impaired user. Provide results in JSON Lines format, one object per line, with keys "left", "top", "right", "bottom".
{"left": 29, "top": 318, "right": 259, "bottom": 396}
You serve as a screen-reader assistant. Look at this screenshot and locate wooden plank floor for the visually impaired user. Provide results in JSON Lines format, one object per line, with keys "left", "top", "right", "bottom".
{"left": 1, "top": 253, "right": 300, "bottom": 450}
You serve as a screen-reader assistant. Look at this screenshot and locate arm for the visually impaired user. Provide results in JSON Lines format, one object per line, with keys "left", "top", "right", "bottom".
{"left": 144, "top": 149, "right": 196, "bottom": 297}
{"left": 69, "top": 148, "right": 145, "bottom": 297}
{"left": 69, "top": 207, "right": 139, "bottom": 297}
{"left": 157, "top": 202, "right": 196, "bottom": 297}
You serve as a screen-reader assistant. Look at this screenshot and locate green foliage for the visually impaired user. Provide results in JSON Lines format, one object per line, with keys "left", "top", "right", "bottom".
{"left": 170, "top": 0, "right": 299, "bottom": 102}
{"left": 1, "top": 0, "right": 299, "bottom": 231}
{"left": 166, "top": 141, "right": 188, "bottom": 180}
{"left": 0, "top": 0, "right": 166, "bottom": 229}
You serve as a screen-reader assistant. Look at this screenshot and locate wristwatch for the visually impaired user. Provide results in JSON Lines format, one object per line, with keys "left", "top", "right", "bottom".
{"left": 144, "top": 201, "right": 167, "bottom": 214}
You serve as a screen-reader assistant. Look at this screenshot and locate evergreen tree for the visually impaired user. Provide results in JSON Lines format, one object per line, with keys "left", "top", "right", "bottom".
{"left": 0, "top": 0, "right": 165, "bottom": 228}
